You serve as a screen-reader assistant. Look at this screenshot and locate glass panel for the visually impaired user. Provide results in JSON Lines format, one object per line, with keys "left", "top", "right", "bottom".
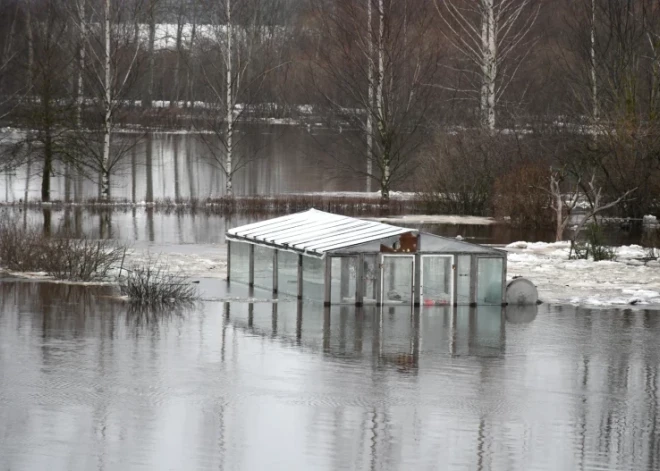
{"left": 331, "top": 257, "right": 357, "bottom": 304}
{"left": 278, "top": 251, "right": 299, "bottom": 297}
{"left": 381, "top": 255, "right": 414, "bottom": 304}
{"left": 421, "top": 256, "right": 453, "bottom": 306}
{"left": 302, "top": 255, "right": 325, "bottom": 302}
{"left": 363, "top": 255, "right": 378, "bottom": 304}
{"left": 477, "top": 258, "right": 504, "bottom": 305}
{"left": 229, "top": 241, "right": 250, "bottom": 284}
{"left": 457, "top": 255, "right": 472, "bottom": 305}
{"left": 253, "top": 246, "right": 273, "bottom": 291}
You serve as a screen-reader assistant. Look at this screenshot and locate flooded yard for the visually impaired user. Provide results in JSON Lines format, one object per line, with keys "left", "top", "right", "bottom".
{"left": 0, "top": 281, "right": 658, "bottom": 470}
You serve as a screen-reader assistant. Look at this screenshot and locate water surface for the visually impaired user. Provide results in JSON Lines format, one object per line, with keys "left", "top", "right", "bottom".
{"left": 0, "top": 281, "right": 658, "bottom": 470}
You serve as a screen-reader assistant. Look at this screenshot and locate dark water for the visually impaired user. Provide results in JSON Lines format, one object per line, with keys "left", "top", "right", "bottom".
{"left": 1, "top": 281, "right": 659, "bottom": 470}
{"left": 0, "top": 126, "right": 367, "bottom": 202}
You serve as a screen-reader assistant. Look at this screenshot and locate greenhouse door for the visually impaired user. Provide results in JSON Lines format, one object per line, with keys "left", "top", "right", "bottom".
{"left": 380, "top": 255, "right": 415, "bottom": 305}
{"left": 420, "top": 255, "right": 454, "bottom": 306}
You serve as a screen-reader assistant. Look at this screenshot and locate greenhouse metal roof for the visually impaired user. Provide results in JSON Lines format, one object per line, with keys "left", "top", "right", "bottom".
{"left": 226, "top": 209, "right": 415, "bottom": 256}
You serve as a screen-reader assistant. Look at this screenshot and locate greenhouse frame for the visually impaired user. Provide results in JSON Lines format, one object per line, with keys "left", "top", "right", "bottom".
{"left": 226, "top": 209, "right": 507, "bottom": 306}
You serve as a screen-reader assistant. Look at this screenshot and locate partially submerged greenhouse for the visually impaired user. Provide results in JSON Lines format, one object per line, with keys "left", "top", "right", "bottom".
{"left": 226, "top": 209, "right": 507, "bottom": 306}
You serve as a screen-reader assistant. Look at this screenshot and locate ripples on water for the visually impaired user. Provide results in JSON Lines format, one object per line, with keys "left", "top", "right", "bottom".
{"left": 0, "top": 281, "right": 659, "bottom": 470}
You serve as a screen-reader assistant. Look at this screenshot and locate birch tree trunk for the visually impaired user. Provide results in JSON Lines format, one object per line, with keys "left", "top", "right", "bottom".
{"left": 70, "top": 0, "right": 86, "bottom": 203}
{"left": 366, "top": 0, "right": 373, "bottom": 193}
{"left": 481, "top": 0, "right": 496, "bottom": 132}
{"left": 186, "top": 0, "right": 197, "bottom": 110}
{"left": 75, "top": 0, "right": 86, "bottom": 127}
{"left": 101, "top": 0, "right": 111, "bottom": 200}
{"left": 377, "top": 0, "right": 389, "bottom": 200}
{"left": 172, "top": 9, "right": 183, "bottom": 107}
{"left": 437, "top": 0, "right": 538, "bottom": 132}
{"left": 225, "top": 0, "right": 234, "bottom": 197}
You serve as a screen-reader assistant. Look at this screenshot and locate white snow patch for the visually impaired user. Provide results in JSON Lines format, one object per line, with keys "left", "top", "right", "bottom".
{"left": 506, "top": 241, "right": 660, "bottom": 307}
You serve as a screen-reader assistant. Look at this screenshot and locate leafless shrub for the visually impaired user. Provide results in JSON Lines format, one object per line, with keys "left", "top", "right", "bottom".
{"left": 493, "top": 165, "right": 553, "bottom": 228}
{"left": 416, "top": 132, "right": 505, "bottom": 216}
{"left": 0, "top": 212, "right": 126, "bottom": 281}
{"left": 42, "top": 237, "right": 126, "bottom": 281}
{"left": 0, "top": 216, "right": 48, "bottom": 271}
{"left": 120, "top": 263, "right": 197, "bottom": 306}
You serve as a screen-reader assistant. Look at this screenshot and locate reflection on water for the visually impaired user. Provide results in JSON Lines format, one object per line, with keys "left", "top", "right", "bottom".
{"left": 0, "top": 127, "right": 366, "bottom": 202}
{"left": 8, "top": 206, "right": 646, "bottom": 247}
{"left": 1, "top": 281, "right": 659, "bottom": 470}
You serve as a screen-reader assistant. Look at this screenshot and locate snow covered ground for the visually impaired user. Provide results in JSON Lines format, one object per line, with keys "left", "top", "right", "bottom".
{"left": 122, "top": 240, "right": 660, "bottom": 308}
{"left": 506, "top": 242, "right": 660, "bottom": 307}
{"left": 4, "top": 236, "right": 659, "bottom": 308}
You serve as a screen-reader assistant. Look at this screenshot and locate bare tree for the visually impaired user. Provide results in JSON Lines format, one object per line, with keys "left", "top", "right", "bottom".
{"left": 562, "top": 0, "right": 660, "bottom": 216}
{"left": 435, "top": 0, "right": 540, "bottom": 131}
{"left": 69, "top": 0, "right": 145, "bottom": 200}
{"left": 142, "top": 0, "right": 162, "bottom": 108}
{"left": 170, "top": 0, "right": 186, "bottom": 107}
{"left": 6, "top": 0, "right": 82, "bottom": 202}
{"left": 310, "top": 0, "right": 440, "bottom": 201}
{"left": 197, "top": 0, "right": 288, "bottom": 196}
{"left": 365, "top": 0, "right": 374, "bottom": 192}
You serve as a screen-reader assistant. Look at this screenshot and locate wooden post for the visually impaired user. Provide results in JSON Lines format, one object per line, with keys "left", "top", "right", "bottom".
{"left": 248, "top": 244, "right": 254, "bottom": 287}
{"left": 355, "top": 254, "right": 365, "bottom": 306}
{"left": 324, "top": 256, "right": 332, "bottom": 306}
{"left": 297, "top": 254, "right": 303, "bottom": 299}
{"left": 272, "top": 249, "right": 279, "bottom": 293}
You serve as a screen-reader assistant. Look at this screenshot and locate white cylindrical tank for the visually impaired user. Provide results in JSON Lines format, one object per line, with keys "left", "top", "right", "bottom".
{"left": 506, "top": 277, "right": 538, "bottom": 305}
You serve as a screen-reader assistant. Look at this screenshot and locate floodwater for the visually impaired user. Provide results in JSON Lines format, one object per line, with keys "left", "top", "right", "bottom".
{"left": 0, "top": 281, "right": 658, "bottom": 470}
{"left": 0, "top": 126, "right": 368, "bottom": 202}
{"left": 7, "top": 207, "right": 646, "bottom": 247}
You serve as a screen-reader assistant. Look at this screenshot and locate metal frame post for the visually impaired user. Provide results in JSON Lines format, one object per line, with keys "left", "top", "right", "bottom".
{"left": 375, "top": 255, "right": 382, "bottom": 307}
{"left": 272, "top": 249, "right": 279, "bottom": 293}
{"left": 470, "top": 255, "right": 478, "bottom": 306}
{"left": 501, "top": 255, "right": 507, "bottom": 306}
{"left": 324, "top": 256, "right": 332, "bottom": 306}
{"left": 413, "top": 253, "right": 421, "bottom": 306}
{"left": 297, "top": 254, "right": 303, "bottom": 299}
{"left": 453, "top": 254, "right": 459, "bottom": 306}
{"left": 355, "top": 254, "right": 365, "bottom": 306}
{"left": 248, "top": 244, "right": 255, "bottom": 287}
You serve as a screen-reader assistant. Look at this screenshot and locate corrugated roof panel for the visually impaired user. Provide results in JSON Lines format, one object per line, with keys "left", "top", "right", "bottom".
{"left": 227, "top": 213, "right": 301, "bottom": 235}
{"left": 226, "top": 209, "right": 414, "bottom": 255}
{"left": 256, "top": 219, "right": 365, "bottom": 244}
{"left": 300, "top": 226, "right": 408, "bottom": 252}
